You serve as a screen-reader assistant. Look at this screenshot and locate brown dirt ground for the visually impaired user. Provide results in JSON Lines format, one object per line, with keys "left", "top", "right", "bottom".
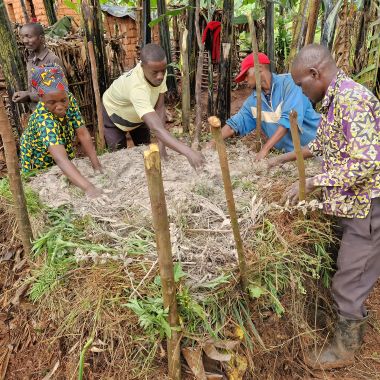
{"left": 1, "top": 87, "right": 380, "bottom": 379}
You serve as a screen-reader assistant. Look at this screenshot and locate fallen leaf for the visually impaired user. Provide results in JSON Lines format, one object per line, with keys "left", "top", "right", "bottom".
{"left": 182, "top": 347, "right": 207, "bottom": 380}
{"left": 203, "top": 343, "right": 231, "bottom": 362}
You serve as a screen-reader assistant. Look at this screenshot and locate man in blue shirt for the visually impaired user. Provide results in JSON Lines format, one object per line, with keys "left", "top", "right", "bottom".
{"left": 209, "top": 53, "right": 321, "bottom": 160}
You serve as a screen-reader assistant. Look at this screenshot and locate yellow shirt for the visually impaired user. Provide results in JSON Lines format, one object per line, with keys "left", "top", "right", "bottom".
{"left": 102, "top": 62, "right": 167, "bottom": 131}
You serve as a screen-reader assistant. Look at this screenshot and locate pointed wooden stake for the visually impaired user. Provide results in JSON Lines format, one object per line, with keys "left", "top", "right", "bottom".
{"left": 289, "top": 110, "right": 306, "bottom": 201}
{"left": 0, "top": 100, "right": 33, "bottom": 254}
{"left": 144, "top": 144, "right": 181, "bottom": 380}
{"left": 208, "top": 116, "right": 248, "bottom": 291}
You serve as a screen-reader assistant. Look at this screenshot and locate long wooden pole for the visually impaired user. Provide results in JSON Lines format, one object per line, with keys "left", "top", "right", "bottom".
{"left": 0, "top": 100, "right": 33, "bottom": 254}
{"left": 144, "top": 144, "right": 181, "bottom": 380}
{"left": 208, "top": 116, "right": 248, "bottom": 291}
{"left": 289, "top": 111, "right": 306, "bottom": 201}
{"left": 247, "top": 13, "right": 262, "bottom": 151}
{"left": 180, "top": 27, "right": 190, "bottom": 133}
{"left": 81, "top": 0, "right": 105, "bottom": 150}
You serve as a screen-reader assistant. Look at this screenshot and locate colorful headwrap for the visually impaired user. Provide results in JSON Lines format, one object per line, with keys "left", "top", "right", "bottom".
{"left": 30, "top": 64, "right": 69, "bottom": 96}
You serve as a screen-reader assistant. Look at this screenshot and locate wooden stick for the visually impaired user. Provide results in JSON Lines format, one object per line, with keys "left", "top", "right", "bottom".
{"left": 247, "top": 13, "right": 262, "bottom": 151}
{"left": 81, "top": 0, "right": 105, "bottom": 151}
{"left": 289, "top": 110, "right": 306, "bottom": 201}
{"left": 144, "top": 144, "right": 181, "bottom": 380}
{"left": 208, "top": 116, "right": 248, "bottom": 291}
{"left": 0, "top": 100, "right": 33, "bottom": 254}
{"left": 180, "top": 26, "right": 190, "bottom": 133}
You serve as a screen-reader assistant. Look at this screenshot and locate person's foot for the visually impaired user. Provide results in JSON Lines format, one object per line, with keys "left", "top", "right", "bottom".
{"left": 304, "top": 315, "right": 367, "bottom": 370}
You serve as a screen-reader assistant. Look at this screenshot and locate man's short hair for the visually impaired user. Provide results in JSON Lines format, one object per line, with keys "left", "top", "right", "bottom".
{"left": 141, "top": 44, "right": 167, "bottom": 64}
{"left": 21, "top": 23, "right": 44, "bottom": 37}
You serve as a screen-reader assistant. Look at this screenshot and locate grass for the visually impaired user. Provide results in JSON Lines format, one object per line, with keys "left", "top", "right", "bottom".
{"left": 0, "top": 177, "right": 42, "bottom": 215}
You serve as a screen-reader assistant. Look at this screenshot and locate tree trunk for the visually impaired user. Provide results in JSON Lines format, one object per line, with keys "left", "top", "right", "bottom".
{"left": 141, "top": 0, "right": 152, "bottom": 47}
{"left": 157, "top": 0, "right": 177, "bottom": 96}
{"left": 0, "top": 100, "right": 33, "bottom": 254}
{"left": 193, "top": 0, "right": 204, "bottom": 149}
{"left": 207, "top": 0, "right": 216, "bottom": 117}
{"left": 305, "top": 0, "right": 321, "bottom": 45}
{"left": 144, "top": 144, "right": 181, "bottom": 380}
{"left": 288, "top": 0, "right": 310, "bottom": 68}
{"left": 354, "top": 0, "right": 371, "bottom": 73}
{"left": 216, "top": 0, "right": 234, "bottom": 126}
{"left": 81, "top": 0, "right": 108, "bottom": 96}
{"left": 187, "top": 0, "right": 197, "bottom": 102}
{"left": 0, "top": 0, "right": 27, "bottom": 138}
{"left": 43, "top": 0, "right": 57, "bottom": 25}
{"left": 265, "top": 0, "right": 275, "bottom": 71}
{"left": 180, "top": 27, "right": 190, "bottom": 133}
{"left": 20, "top": 0, "right": 30, "bottom": 23}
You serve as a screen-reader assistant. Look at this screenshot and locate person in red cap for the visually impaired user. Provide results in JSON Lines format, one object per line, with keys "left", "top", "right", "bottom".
{"left": 208, "top": 52, "right": 320, "bottom": 160}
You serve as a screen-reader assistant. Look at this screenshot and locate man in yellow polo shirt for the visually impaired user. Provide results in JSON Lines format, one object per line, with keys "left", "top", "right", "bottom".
{"left": 102, "top": 43, "right": 204, "bottom": 169}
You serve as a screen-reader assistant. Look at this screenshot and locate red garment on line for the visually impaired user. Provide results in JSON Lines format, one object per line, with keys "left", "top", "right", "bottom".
{"left": 202, "top": 21, "right": 221, "bottom": 63}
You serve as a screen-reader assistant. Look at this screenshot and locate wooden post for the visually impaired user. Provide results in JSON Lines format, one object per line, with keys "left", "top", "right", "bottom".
{"left": 81, "top": 0, "right": 106, "bottom": 150}
{"left": 207, "top": 0, "right": 216, "bottom": 117}
{"left": 289, "top": 111, "right": 306, "bottom": 201}
{"left": 305, "top": 0, "right": 321, "bottom": 45}
{"left": 208, "top": 116, "right": 248, "bottom": 291}
{"left": 247, "top": 13, "right": 262, "bottom": 150}
{"left": 0, "top": 100, "right": 33, "bottom": 254}
{"left": 180, "top": 27, "right": 190, "bottom": 133}
{"left": 216, "top": 0, "right": 234, "bottom": 126}
{"left": 187, "top": 0, "right": 197, "bottom": 101}
{"left": 144, "top": 144, "right": 181, "bottom": 380}
{"left": 193, "top": 0, "right": 204, "bottom": 149}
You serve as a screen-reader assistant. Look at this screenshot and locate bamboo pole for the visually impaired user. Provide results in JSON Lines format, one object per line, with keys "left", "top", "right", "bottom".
{"left": 208, "top": 116, "right": 248, "bottom": 291}
{"left": 81, "top": 0, "right": 105, "bottom": 151}
{"left": 0, "top": 100, "right": 33, "bottom": 254}
{"left": 180, "top": 27, "right": 190, "bottom": 133}
{"left": 144, "top": 144, "right": 181, "bottom": 380}
{"left": 289, "top": 111, "right": 306, "bottom": 201}
{"left": 247, "top": 13, "right": 262, "bottom": 151}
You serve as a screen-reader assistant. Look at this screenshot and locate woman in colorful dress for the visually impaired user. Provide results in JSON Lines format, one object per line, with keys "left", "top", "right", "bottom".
{"left": 20, "top": 64, "right": 103, "bottom": 198}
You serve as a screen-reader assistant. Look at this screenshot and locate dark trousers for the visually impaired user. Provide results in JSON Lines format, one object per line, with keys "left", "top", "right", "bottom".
{"left": 102, "top": 106, "right": 151, "bottom": 151}
{"left": 332, "top": 198, "right": 380, "bottom": 320}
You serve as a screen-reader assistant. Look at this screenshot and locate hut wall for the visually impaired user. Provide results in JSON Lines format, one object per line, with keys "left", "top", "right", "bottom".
{"left": 55, "top": 0, "right": 81, "bottom": 27}
{"left": 5, "top": 0, "right": 49, "bottom": 25}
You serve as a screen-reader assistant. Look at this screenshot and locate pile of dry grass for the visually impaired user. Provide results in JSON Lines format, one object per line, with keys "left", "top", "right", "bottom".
{"left": 6, "top": 143, "right": 338, "bottom": 378}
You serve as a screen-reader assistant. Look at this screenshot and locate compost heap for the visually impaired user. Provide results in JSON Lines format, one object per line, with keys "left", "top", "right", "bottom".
{"left": 22, "top": 142, "right": 334, "bottom": 379}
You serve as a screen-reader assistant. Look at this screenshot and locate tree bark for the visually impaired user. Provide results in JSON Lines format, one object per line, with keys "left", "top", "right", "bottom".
{"left": 157, "top": 0, "right": 177, "bottom": 96}
{"left": 20, "top": 0, "right": 30, "bottom": 23}
{"left": 216, "top": 0, "right": 234, "bottom": 126}
{"left": 141, "top": 0, "right": 152, "bottom": 47}
{"left": 81, "top": 0, "right": 108, "bottom": 96}
{"left": 208, "top": 116, "right": 248, "bottom": 291}
{"left": 81, "top": 0, "right": 106, "bottom": 150}
{"left": 193, "top": 0, "right": 204, "bottom": 149}
{"left": 265, "top": 0, "right": 275, "bottom": 71}
{"left": 0, "top": 0, "right": 27, "bottom": 138}
{"left": 43, "top": 0, "right": 57, "bottom": 25}
{"left": 180, "top": 27, "right": 190, "bottom": 133}
{"left": 144, "top": 144, "right": 181, "bottom": 380}
{"left": 187, "top": 0, "right": 197, "bottom": 102}
{"left": 0, "top": 100, "right": 33, "bottom": 254}
{"left": 305, "top": 0, "right": 321, "bottom": 45}
{"left": 288, "top": 0, "right": 310, "bottom": 68}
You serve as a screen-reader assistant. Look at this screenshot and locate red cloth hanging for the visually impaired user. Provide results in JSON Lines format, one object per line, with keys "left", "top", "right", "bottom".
{"left": 202, "top": 21, "right": 221, "bottom": 63}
